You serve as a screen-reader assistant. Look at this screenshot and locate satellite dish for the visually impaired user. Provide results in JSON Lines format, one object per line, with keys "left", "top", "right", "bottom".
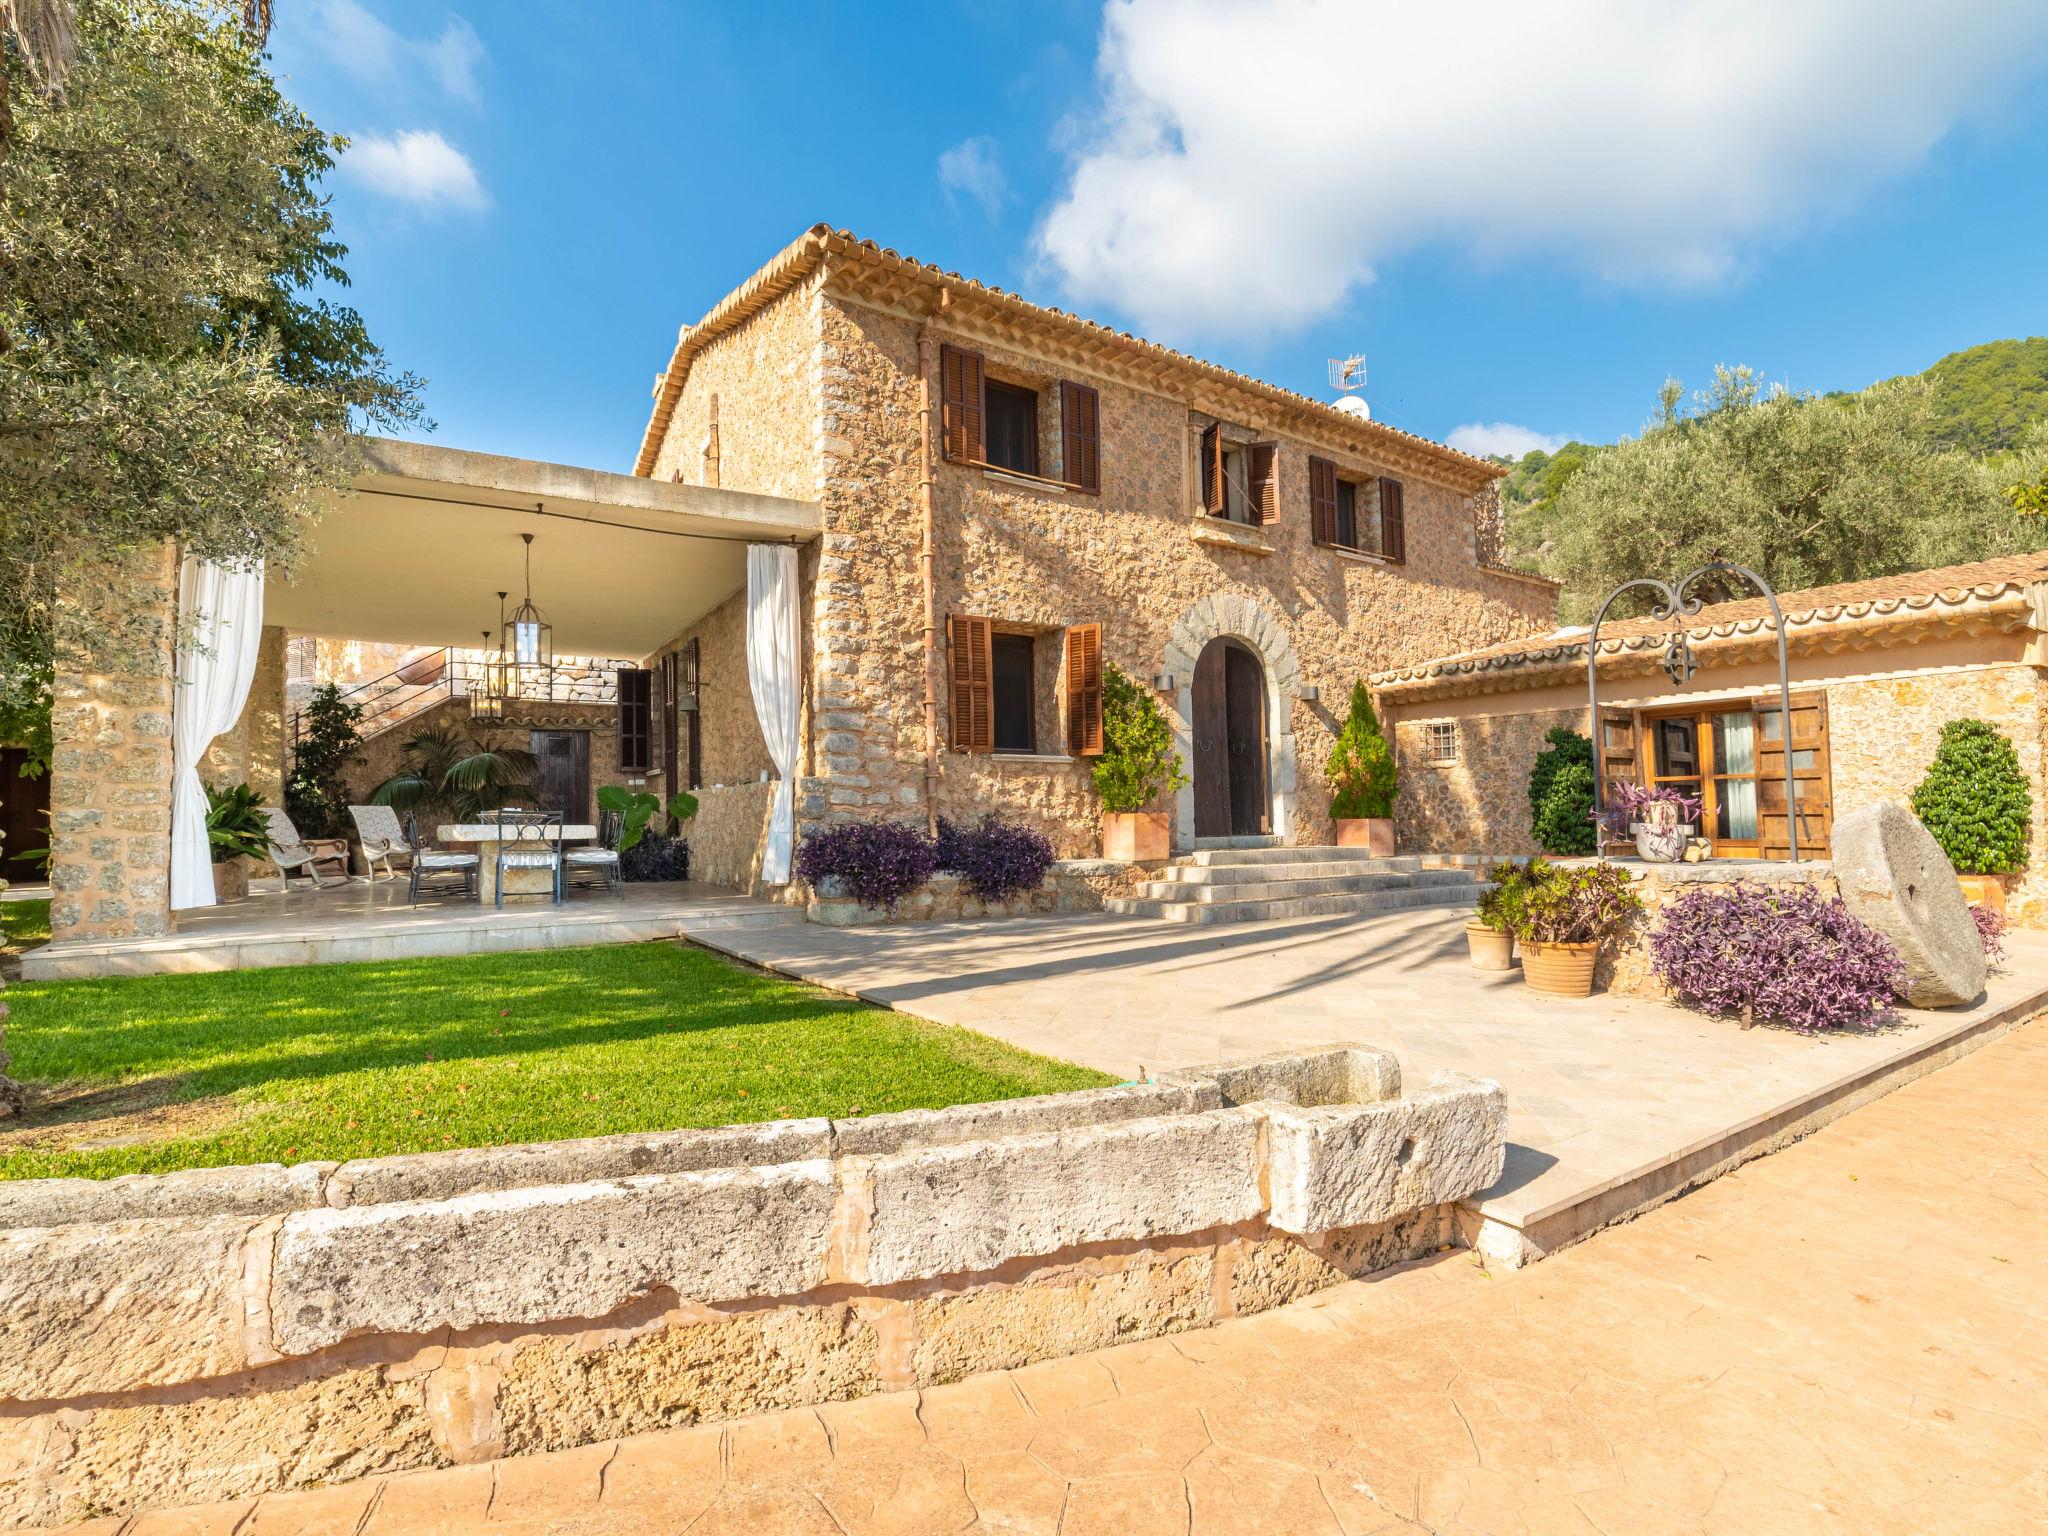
{"left": 1333, "top": 394, "right": 1371, "bottom": 421}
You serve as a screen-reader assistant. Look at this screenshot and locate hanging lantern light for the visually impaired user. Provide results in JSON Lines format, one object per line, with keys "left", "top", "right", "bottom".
{"left": 1662, "top": 629, "right": 1698, "bottom": 686}
{"left": 502, "top": 532, "right": 554, "bottom": 697}
{"left": 469, "top": 624, "right": 505, "bottom": 721}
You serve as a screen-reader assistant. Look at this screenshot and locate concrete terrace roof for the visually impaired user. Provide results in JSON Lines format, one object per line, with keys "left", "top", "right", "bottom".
{"left": 632, "top": 225, "right": 1505, "bottom": 493}
{"left": 1371, "top": 550, "right": 2048, "bottom": 700}
{"left": 271, "top": 436, "right": 820, "bottom": 659}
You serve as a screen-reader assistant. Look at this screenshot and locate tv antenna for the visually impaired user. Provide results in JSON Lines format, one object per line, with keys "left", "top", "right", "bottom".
{"left": 1327, "top": 354, "right": 1368, "bottom": 393}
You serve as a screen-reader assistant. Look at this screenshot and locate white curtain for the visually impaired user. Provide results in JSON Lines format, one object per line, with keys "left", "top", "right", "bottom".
{"left": 170, "top": 557, "right": 266, "bottom": 911}
{"left": 746, "top": 544, "right": 801, "bottom": 884}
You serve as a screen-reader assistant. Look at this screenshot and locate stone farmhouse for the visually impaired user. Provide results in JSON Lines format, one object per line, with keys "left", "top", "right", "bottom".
{"left": 633, "top": 226, "right": 1559, "bottom": 878}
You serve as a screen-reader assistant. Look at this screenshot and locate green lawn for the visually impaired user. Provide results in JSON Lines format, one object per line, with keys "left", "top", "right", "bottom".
{"left": 1, "top": 898, "right": 50, "bottom": 953}
{"left": 0, "top": 942, "right": 1113, "bottom": 1181}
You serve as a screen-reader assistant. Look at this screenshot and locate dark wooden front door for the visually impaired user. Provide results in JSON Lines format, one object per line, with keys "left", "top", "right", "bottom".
{"left": 529, "top": 731, "right": 591, "bottom": 823}
{"left": 1191, "top": 639, "right": 1270, "bottom": 839}
{"left": 0, "top": 750, "right": 48, "bottom": 884}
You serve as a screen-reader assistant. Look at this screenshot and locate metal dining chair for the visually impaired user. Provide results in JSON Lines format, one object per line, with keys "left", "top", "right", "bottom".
{"left": 564, "top": 808, "right": 625, "bottom": 897}
{"left": 403, "top": 813, "right": 479, "bottom": 905}
{"left": 493, "top": 807, "right": 564, "bottom": 908}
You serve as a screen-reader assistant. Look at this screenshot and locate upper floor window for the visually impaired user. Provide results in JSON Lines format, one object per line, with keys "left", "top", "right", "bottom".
{"left": 984, "top": 381, "right": 1040, "bottom": 477}
{"left": 1198, "top": 422, "right": 1276, "bottom": 526}
{"left": 1310, "top": 459, "right": 1406, "bottom": 563}
{"left": 940, "top": 343, "right": 1100, "bottom": 492}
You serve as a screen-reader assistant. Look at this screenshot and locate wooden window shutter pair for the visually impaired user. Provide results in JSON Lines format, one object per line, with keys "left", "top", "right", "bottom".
{"left": 1061, "top": 381, "right": 1101, "bottom": 492}
{"left": 1065, "top": 623, "right": 1104, "bottom": 757}
{"left": 1378, "top": 476, "right": 1407, "bottom": 563}
{"left": 1755, "top": 692, "right": 1832, "bottom": 858}
{"left": 947, "top": 615, "right": 994, "bottom": 752}
{"left": 940, "top": 343, "right": 985, "bottom": 465}
{"left": 1246, "top": 443, "right": 1278, "bottom": 524}
{"left": 1596, "top": 709, "right": 1639, "bottom": 852}
{"left": 1308, "top": 456, "right": 1338, "bottom": 544}
{"left": 615, "top": 668, "right": 655, "bottom": 774}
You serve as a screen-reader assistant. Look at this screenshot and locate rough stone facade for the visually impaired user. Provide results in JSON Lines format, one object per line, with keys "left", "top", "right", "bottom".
{"left": 47, "top": 545, "right": 178, "bottom": 943}
{"left": 683, "top": 782, "right": 774, "bottom": 891}
{"left": 1595, "top": 860, "right": 1843, "bottom": 997}
{"left": 807, "top": 859, "right": 1155, "bottom": 926}
{"left": 0, "top": 1050, "right": 1504, "bottom": 1525}
{"left": 343, "top": 695, "right": 626, "bottom": 828}
{"left": 1394, "top": 704, "right": 1583, "bottom": 857}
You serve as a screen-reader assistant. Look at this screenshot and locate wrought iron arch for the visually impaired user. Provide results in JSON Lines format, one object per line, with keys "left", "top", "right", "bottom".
{"left": 1586, "top": 561, "right": 1801, "bottom": 862}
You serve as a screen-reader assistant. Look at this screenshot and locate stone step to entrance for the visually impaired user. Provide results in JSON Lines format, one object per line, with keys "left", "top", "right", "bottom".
{"left": 1137, "top": 870, "right": 1478, "bottom": 904}
{"left": 1107, "top": 880, "right": 1478, "bottom": 926}
{"left": 1189, "top": 845, "right": 1424, "bottom": 869}
{"left": 1190, "top": 835, "right": 1281, "bottom": 851}
{"left": 1161, "top": 857, "right": 1442, "bottom": 887}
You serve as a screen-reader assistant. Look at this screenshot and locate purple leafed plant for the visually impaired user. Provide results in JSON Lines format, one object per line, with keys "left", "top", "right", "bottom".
{"left": 794, "top": 820, "right": 938, "bottom": 909}
{"left": 1593, "top": 781, "right": 1703, "bottom": 838}
{"left": 1649, "top": 884, "right": 1904, "bottom": 1032}
{"left": 934, "top": 815, "right": 1057, "bottom": 903}
{"left": 1972, "top": 904, "right": 2007, "bottom": 966}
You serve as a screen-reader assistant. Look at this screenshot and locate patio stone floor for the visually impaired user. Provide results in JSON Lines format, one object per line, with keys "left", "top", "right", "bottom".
{"left": 704, "top": 907, "right": 2048, "bottom": 1259}
{"left": 46, "top": 1012, "right": 2048, "bottom": 1534}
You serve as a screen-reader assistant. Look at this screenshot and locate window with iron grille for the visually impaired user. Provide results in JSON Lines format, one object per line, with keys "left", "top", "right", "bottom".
{"left": 1425, "top": 721, "right": 1458, "bottom": 764}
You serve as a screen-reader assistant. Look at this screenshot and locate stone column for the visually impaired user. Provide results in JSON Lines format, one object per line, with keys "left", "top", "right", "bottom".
{"left": 48, "top": 545, "right": 178, "bottom": 944}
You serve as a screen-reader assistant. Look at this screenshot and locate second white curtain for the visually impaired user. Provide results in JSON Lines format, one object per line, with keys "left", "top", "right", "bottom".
{"left": 746, "top": 544, "right": 801, "bottom": 884}
{"left": 170, "top": 556, "right": 267, "bottom": 911}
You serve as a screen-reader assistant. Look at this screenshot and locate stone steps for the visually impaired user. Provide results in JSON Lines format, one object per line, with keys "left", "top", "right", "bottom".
{"left": 1108, "top": 845, "right": 1480, "bottom": 925}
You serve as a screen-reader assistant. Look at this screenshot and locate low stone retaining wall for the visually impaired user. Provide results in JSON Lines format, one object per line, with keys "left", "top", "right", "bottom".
{"left": 0, "top": 1048, "right": 1503, "bottom": 1526}
{"left": 681, "top": 781, "right": 774, "bottom": 892}
{"left": 1600, "top": 859, "right": 1840, "bottom": 996}
{"left": 807, "top": 858, "right": 1156, "bottom": 925}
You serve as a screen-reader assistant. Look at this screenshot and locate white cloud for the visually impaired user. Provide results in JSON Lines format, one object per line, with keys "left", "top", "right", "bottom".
{"left": 1038, "top": 0, "right": 2048, "bottom": 339}
{"left": 1445, "top": 422, "right": 1573, "bottom": 460}
{"left": 308, "top": 0, "right": 483, "bottom": 105}
{"left": 939, "top": 136, "right": 1010, "bottom": 220}
{"left": 345, "top": 129, "right": 487, "bottom": 211}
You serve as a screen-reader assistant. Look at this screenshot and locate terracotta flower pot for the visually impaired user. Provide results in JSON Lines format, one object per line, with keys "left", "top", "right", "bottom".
{"left": 1521, "top": 939, "right": 1599, "bottom": 998}
{"left": 1334, "top": 817, "right": 1395, "bottom": 856}
{"left": 1956, "top": 873, "right": 2007, "bottom": 915}
{"left": 212, "top": 857, "right": 250, "bottom": 902}
{"left": 1465, "top": 921, "right": 1515, "bottom": 971}
{"left": 1102, "top": 811, "right": 1170, "bottom": 863}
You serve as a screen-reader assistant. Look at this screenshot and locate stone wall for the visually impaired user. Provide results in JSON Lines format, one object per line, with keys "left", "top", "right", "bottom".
{"left": 47, "top": 545, "right": 178, "bottom": 943}
{"left": 343, "top": 696, "right": 626, "bottom": 827}
{"left": 1594, "top": 859, "right": 1844, "bottom": 996}
{"left": 807, "top": 858, "right": 1155, "bottom": 925}
{"left": 1393, "top": 704, "right": 1583, "bottom": 856}
{"left": 682, "top": 781, "right": 774, "bottom": 891}
{"left": 1829, "top": 665, "right": 2048, "bottom": 925}
{"left": 0, "top": 1049, "right": 1505, "bottom": 1526}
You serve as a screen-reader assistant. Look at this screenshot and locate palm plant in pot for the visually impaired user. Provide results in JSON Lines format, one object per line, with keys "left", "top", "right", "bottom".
{"left": 1595, "top": 782, "right": 1702, "bottom": 863}
{"left": 204, "top": 781, "right": 270, "bottom": 901}
{"left": 368, "top": 726, "right": 539, "bottom": 826}
{"left": 1093, "top": 665, "right": 1188, "bottom": 861}
{"left": 1468, "top": 857, "right": 1547, "bottom": 970}
{"left": 1513, "top": 861, "right": 1643, "bottom": 998}
{"left": 1326, "top": 681, "right": 1397, "bottom": 854}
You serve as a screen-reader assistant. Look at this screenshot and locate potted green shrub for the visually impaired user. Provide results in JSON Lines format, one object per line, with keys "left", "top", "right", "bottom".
{"left": 204, "top": 781, "right": 270, "bottom": 902}
{"left": 1468, "top": 857, "right": 1547, "bottom": 970}
{"left": 1513, "top": 861, "right": 1642, "bottom": 998}
{"left": 1528, "top": 727, "right": 1597, "bottom": 856}
{"left": 1910, "top": 718, "right": 2032, "bottom": 914}
{"left": 1093, "top": 664, "right": 1188, "bottom": 861}
{"left": 1326, "top": 681, "right": 1397, "bottom": 855}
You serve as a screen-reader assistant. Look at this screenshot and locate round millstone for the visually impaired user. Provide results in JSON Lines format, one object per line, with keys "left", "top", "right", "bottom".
{"left": 1830, "top": 802, "right": 1987, "bottom": 1008}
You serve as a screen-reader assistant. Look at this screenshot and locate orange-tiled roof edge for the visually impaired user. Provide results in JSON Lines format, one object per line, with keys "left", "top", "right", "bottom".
{"left": 1372, "top": 550, "right": 2048, "bottom": 695}
{"left": 632, "top": 225, "right": 1506, "bottom": 488}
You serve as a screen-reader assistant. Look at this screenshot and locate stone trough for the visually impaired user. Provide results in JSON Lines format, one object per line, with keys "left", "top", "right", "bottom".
{"left": 0, "top": 1047, "right": 1504, "bottom": 1527}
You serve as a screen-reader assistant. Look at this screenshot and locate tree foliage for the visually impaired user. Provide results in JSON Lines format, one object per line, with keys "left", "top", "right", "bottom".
{"left": 1092, "top": 664, "right": 1188, "bottom": 815}
{"left": 1326, "top": 681, "right": 1397, "bottom": 820}
{"left": 1512, "top": 368, "right": 2030, "bottom": 621}
{"left": 0, "top": 0, "right": 419, "bottom": 723}
{"left": 1919, "top": 336, "right": 2048, "bottom": 455}
{"left": 283, "top": 684, "right": 362, "bottom": 838}
{"left": 1528, "top": 727, "right": 1596, "bottom": 856}
{"left": 1910, "top": 718, "right": 2033, "bottom": 876}
{"left": 369, "top": 726, "right": 538, "bottom": 828}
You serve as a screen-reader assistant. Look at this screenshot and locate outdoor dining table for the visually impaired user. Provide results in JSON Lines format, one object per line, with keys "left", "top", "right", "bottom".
{"left": 438, "top": 822, "right": 596, "bottom": 904}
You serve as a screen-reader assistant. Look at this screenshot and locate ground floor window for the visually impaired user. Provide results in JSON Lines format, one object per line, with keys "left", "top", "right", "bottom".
{"left": 1630, "top": 693, "right": 1832, "bottom": 858}
{"left": 991, "top": 632, "right": 1036, "bottom": 753}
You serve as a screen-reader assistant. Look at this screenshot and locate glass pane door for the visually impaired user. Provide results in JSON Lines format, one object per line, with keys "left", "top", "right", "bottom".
{"left": 1710, "top": 710, "right": 1759, "bottom": 841}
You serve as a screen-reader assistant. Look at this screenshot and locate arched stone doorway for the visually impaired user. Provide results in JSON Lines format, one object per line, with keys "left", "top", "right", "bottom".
{"left": 1191, "top": 638, "right": 1269, "bottom": 838}
{"left": 1164, "top": 594, "right": 1300, "bottom": 850}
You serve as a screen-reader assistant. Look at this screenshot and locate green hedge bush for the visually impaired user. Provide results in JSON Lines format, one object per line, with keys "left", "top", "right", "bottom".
{"left": 1528, "top": 726, "right": 1597, "bottom": 855}
{"left": 1910, "top": 718, "right": 2032, "bottom": 874}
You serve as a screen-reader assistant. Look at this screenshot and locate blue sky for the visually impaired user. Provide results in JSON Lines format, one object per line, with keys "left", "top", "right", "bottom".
{"left": 268, "top": 0, "right": 2048, "bottom": 472}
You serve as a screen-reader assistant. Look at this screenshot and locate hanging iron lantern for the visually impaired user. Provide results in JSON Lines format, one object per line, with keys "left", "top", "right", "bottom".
{"left": 502, "top": 532, "right": 554, "bottom": 697}
{"left": 1662, "top": 630, "right": 1698, "bottom": 686}
{"left": 469, "top": 624, "right": 506, "bottom": 721}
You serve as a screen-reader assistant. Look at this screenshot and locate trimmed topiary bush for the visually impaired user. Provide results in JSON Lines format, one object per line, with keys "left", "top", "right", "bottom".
{"left": 1528, "top": 727, "right": 1597, "bottom": 855}
{"left": 934, "top": 815, "right": 1057, "bottom": 903}
{"left": 1649, "top": 884, "right": 1904, "bottom": 1032}
{"left": 1327, "top": 681, "right": 1397, "bottom": 820}
{"left": 1910, "top": 718, "right": 2032, "bottom": 875}
{"left": 1094, "top": 664, "right": 1188, "bottom": 815}
{"left": 795, "top": 820, "right": 938, "bottom": 909}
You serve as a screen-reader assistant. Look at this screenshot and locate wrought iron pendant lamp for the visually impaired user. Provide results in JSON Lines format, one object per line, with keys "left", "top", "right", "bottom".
{"left": 502, "top": 532, "right": 554, "bottom": 697}
{"left": 470, "top": 592, "right": 512, "bottom": 720}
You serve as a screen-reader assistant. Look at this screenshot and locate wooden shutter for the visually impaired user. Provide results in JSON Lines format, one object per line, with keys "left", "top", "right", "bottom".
{"left": 1061, "top": 380, "right": 1101, "bottom": 492}
{"left": 1596, "top": 709, "right": 1640, "bottom": 853}
{"left": 1756, "top": 691, "right": 1831, "bottom": 859}
{"left": 1309, "top": 456, "right": 1338, "bottom": 545}
{"left": 1065, "top": 623, "right": 1104, "bottom": 757}
{"left": 1378, "top": 476, "right": 1406, "bottom": 563}
{"left": 615, "top": 668, "right": 654, "bottom": 773}
{"left": 1199, "top": 424, "right": 1223, "bottom": 514}
{"left": 1247, "top": 443, "right": 1278, "bottom": 524}
{"left": 947, "top": 615, "right": 993, "bottom": 753}
{"left": 940, "top": 344, "right": 985, "bottom": 465}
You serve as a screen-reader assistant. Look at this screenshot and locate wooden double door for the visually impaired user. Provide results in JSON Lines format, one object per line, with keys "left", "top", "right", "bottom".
{"left": 1192, "top": 639, "right": 1270, "bottom": 839}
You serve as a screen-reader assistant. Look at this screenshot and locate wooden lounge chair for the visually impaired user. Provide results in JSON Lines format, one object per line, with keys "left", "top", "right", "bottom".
{"left": 261, "top": 807, "right": 351, "bottom": 889}
{"left": 348, "top": 805, "right": 415, "bottom": 882}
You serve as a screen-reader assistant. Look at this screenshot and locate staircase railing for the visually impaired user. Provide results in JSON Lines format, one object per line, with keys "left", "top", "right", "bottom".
{"left": 290, "top": 651, "right": 629, "bottom": 744}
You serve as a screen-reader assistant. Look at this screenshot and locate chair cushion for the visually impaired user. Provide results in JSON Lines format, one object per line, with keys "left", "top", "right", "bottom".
{"left": 564, "top": 849, "right": 619, "bottom": 864}
{"left": 502, "top": 851, "right": 559, "bottom": 869}
{"left": 418, "top": 852, "right": 477, "bottom": 869}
